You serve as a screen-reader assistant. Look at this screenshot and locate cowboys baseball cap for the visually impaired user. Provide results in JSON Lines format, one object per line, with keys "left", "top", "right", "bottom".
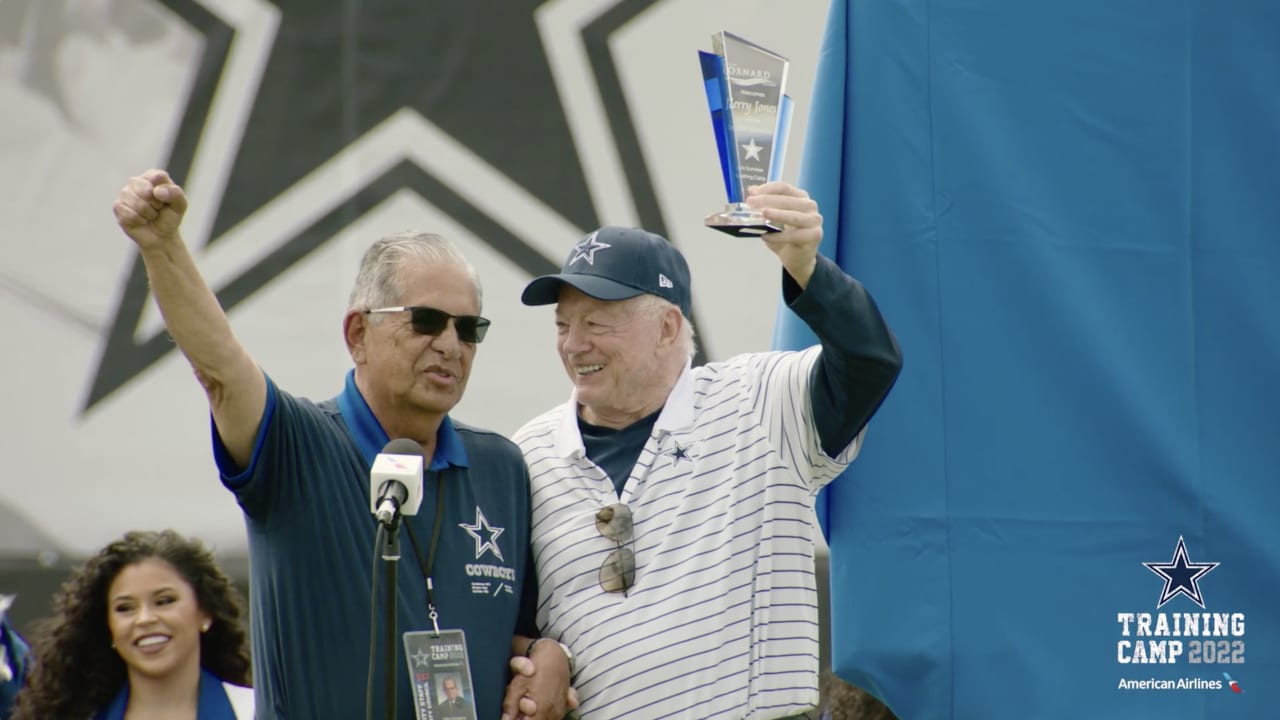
{"left": 521, "top": 226, "right": 692, "bottom": 317}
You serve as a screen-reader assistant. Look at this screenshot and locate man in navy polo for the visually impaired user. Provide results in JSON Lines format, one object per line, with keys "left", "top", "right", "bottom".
{"left": 112, "top": 169, "right": 573, "bottom": 720}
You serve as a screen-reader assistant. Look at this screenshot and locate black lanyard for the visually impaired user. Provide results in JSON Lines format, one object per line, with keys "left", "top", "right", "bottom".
{"left": 403, "top": 475, "right": 447, "bottom": 634}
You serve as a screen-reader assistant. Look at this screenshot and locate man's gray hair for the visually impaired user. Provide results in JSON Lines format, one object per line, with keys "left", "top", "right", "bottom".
{"left": 347, "top": 232, "right": 483, "bottom": 315}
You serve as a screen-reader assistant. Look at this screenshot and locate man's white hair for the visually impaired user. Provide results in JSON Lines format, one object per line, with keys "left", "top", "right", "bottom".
{"left": 632, "top": 293, "right": 697, "bottom": 360}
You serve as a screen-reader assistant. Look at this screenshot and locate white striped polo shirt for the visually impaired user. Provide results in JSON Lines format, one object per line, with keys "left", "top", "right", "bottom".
{"left": 515, "top": 345, "right": 864, "bottom": 720}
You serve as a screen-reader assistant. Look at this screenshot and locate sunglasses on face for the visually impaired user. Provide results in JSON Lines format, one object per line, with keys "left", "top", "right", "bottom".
{"left": 364, "top": 306, "right": 491, "bottom": 343}
{"left": 596, "top": 503, "right": 636, "bottom": 594}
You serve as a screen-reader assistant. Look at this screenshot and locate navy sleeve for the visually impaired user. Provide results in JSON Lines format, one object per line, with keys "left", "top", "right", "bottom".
{"left": 783, "top": 254, "right": 903, "bottom": 457}
{"left": 213, "top": 378, "right": 354, "bottom": 528}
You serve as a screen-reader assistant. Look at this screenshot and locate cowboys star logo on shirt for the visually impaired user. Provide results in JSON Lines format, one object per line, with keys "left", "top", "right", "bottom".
{"left": 458, "top": 507, "right": 505, "bottom": 562}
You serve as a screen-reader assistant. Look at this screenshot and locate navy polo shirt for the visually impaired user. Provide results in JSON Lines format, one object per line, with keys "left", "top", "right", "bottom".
{"left": 215, "top": 370, "right": 537, "bottom": 720}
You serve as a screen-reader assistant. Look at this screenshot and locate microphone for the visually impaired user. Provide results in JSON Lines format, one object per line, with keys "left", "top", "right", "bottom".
{"left": 369, "top": 438, "right": 425, "bottom": 525}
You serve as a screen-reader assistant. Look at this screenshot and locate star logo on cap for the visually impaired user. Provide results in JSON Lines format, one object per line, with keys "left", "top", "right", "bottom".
{"left": 569, "top": 231, "right": 612, "bottom": 265}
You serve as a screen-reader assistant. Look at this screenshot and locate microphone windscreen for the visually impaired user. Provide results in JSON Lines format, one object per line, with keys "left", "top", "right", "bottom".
{"left": 381, "top": 438, "right": 425, "bottom": 457}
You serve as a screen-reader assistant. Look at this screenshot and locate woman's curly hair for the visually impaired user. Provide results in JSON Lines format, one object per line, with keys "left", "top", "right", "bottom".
{"left": 11, "top": 529, "right": 251, "bottom": 719}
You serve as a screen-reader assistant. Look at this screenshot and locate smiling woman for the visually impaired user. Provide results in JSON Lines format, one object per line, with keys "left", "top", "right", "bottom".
{"left": 8, "top": 530, "right": 253, "bottom": 720}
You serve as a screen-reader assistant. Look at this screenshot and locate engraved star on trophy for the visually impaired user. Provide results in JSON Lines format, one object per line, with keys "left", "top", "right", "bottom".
{"left": 699, "top": 31, "right": 794, "bottom": 237}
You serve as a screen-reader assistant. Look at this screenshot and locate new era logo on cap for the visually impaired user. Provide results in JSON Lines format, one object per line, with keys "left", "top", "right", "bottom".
{"left": 520, "top": 226, "right": 692, "bottom": 317}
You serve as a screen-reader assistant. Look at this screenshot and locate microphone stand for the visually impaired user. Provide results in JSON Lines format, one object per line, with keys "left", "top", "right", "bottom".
{"left": 380, "top": 514, "right": 402, "bottom": 720}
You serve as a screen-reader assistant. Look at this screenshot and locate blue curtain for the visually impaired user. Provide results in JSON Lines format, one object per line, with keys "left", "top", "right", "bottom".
{"left": 775, "top": 1, "right": 1280, "bottom": 717}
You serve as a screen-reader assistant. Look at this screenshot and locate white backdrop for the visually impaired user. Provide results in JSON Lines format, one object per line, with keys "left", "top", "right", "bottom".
{"left": 0, "top": 0, "right": 830, "bottom": 555}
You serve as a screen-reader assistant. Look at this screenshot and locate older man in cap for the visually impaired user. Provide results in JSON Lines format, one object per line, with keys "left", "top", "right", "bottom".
{"left": 509, "top": 182, "right": 902, "bottom": 720}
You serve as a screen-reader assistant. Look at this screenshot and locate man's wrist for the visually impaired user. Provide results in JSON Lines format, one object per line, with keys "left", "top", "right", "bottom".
{"left": 525, "top": 637, "right": 576, "bottom": 676}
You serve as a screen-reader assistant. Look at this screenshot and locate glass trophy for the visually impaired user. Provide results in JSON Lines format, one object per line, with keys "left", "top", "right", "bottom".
{"left": 699, "top": 31, "right": 794, "bottom": 237}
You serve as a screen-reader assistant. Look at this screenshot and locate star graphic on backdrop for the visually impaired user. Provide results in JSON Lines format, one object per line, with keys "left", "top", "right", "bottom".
{"left": 459, "top": 507, "right": 505, "bottom": 562}
{"left": 85, "top": 0, "right": 603, "bottom": 410}
{"left": 85, "top": 0, "right": 714, "bottom": 410}
{"left": 741, "top": 138, "right": 763, "bottom": 161}
{"left": 569, "top": 231, "right": 612, "bottom": 265}
{"left": 411, "top": 647, "right": 431, "bottom": 668}
{"left": 669, "top": 443, "right": 691, "bottom": 464}
{"left": 1143, "top": 536, "right": 1219, "bottom": 609}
